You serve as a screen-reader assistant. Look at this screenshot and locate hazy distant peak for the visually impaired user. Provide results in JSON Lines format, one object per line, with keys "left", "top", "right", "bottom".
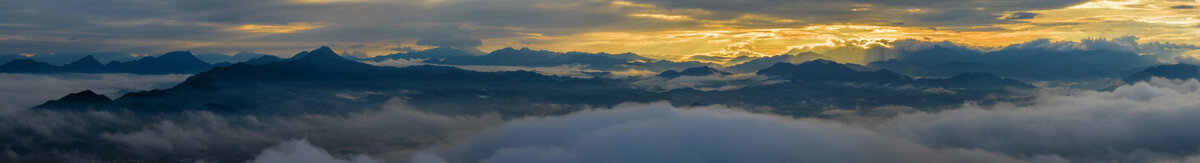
{"left": 1123, "top": 63, "right": 1200, "bottom": 83}
{"left": 947, "top": 72, "right": 1003, "bottom": 81}
{"left": 680, "top": 66, "right": 730, "bottom": 76}
{"left": 244, "top": 55, "right": 284, "bottom": 65}
{"left": 77, "top": 55, "right": 98, "bottom": 61}
{"left": 292, "top": 46, "right": 344, "bottom": 61}
{"left": 160, "top": 51, "right": 197, "bottom": 59}
{"left": 658, "top": 66, "right": 732, "bottom": 78}
{"left": 67, "top": 55, "right": 103, "bottom": 66}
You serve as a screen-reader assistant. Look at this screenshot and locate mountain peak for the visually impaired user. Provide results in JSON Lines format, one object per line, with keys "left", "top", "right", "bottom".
{"left": 66, "top": 55, "right": 103, "bottom": 66}
{"left": 313, "top": 46, "right": 335, "bottom": 54}
{"left": 679, "top": 66, "right": 730, "bottom": 76}
{"left": 757, "top": 60, "right": 855, "bottom": 76}
{"left": 292, "top": 46, "right": 345, "bottom": 61}
{"left": 152, "top": 51, "right": 209, "bottom": 65}
{"left": 244, "top": 55, "right": 284, "bottom": 65}
{"left": 34, "top": 90, "right": 112, "bottom": 110}
{"left": 70, "top": 90, "right": 102, "bottom": 97}
{"left": 62, "top": 55, "right": 108, "bottom": 72}
{"left": 805, "top": 59, "right": 837, "bottom": 64}
{"left": 659, "top": 66, "right": 732, "bottom": 78}
{"left": 273, "top": 46, "right": 367, "bottom": 69}
{"left": 160, "top": 51, "right": 198, "bottom": 59}
{"left": 755, "top": 60, "right": 915, "bottom": 83}
{"left": 79, "top": 55, "right": 97, "bottom": 61}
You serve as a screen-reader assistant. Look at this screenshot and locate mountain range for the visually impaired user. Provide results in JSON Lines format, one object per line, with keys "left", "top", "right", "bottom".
{"left": 0, "top": 51, "right": 285, "bottom": 74}
{"left": 368, "top": 47, "right": 710, "bottom": 72}
{"left": 35, "top": 47, "right": 1040, "bottom": 117}
{"left": 28, "top": 46, "right": 1200, "bottom": 163}
{"left": 1122, "top": 63, "right": 1200, "bottom": 83}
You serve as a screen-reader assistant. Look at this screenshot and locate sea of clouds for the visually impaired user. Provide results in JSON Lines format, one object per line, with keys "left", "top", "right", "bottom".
{"left": 5, "top": 74, "right": 1200, "bottom": 162}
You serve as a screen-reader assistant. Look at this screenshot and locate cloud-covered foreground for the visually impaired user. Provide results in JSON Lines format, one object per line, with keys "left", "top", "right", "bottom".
{"left": 7, "top": 72, "right": 1200, "bottom": 162}
{"left": 419, "top": 78, "right": 1200, "bottom": 163}
{"left": 420, "top": 102, "right": 1045, "bottom": 163}
{"left": 0, "top": 73, "right": 188, "bottom": 114}
{"left": 249, "top": 139, "right": 383, "bottom": 163}
{"left": 0, "top": 98, "right": 501, "bottom": 162}
{"left": 881, "top": 78, "right": 1200, "bottom": 162}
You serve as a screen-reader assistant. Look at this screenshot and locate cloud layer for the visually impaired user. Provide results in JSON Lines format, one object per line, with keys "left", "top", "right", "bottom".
{"left": 249, "top": 139, "right": 383, "bottom": 163}
{"left": 421, "top": 102, "right": 1042, "bottom": 163}
{"left": 0, "top": 73, "right": 188, "bottom": 114}
{"left": 423, "top": 77, "right": 1200, "bottom": 163}
{"left": 881, "top": 78, "right": 1200, "bottom": 162}
{"left": 7, "top": 71, "right": 1200, "bottom": 162}
{"left": 0, "top": 98, "right": 502, "bottom": 162}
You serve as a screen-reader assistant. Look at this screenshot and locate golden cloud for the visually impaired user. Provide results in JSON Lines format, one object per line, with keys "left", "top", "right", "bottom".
{"left": 629, "top": 14, "right": 695, "bottom": 21}
{"left": 232, "top": 22, "right": 325, "bottom": 34}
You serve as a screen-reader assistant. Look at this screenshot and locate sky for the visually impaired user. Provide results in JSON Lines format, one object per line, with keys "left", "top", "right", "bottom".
{"left": 2, "top": 0, "right": 1199, "bottom": 60}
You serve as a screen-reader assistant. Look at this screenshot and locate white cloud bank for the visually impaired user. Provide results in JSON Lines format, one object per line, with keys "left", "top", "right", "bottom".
{"left": 881, "top": 78, "right": 1200, "bottom": 162}
{"left": 415, "top": 77, "right": 1200, "bottom": 163}
{"left": 249, "top": 139, "right": 383, "bottom": 163}
{"left": 418, "top": 102, "right": 1051, "bottom": 163}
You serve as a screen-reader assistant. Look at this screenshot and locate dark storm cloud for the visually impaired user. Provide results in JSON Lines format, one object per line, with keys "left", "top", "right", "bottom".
{"left": 1001, "top": 12, "right": 1040, "bottom": 20}
{"left": 1170, "top": 5, "right": 1195, "bottom": 9}
{"left": 417, "top": 38, "right": 483, "bottom": 49}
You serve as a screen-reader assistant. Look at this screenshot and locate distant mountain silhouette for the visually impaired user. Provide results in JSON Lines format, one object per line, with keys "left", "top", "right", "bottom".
{"left": 1122, "top": 63, "right": 1200, "bottom": 83}
{"left": 658, "top": 66, "right": 731, "bottom": 78}
{"left": 725, "top": 52, "right": 833, "bottom": 73}
{"left": 43, "top": 47, "right": 642, "bottom": 116}
{"left": 18, "top": 52, "right": 137, "bottom": 65}
{"left": 758, "top": 60, "right": 1032, "bottom": 89}
{"left": 34, "top": 90, "right": 111, "bottom": 110}
{"left": 107, "top": 51, "right": 213, "bottom": 74}
{"left": 431, "top": 47, "right": 640, "bottom": 67}
{"left": 864, "top": 47, "right": 1155, "bottom": 82}
{"left": 0, "top": 51, "right": 221, "bottom": 74}
{"left": 243, "top": 55, "right": 284, "bottom": 65}
{"left": 196, "top": 52, "right": 268, "bottom": 63}
{"left": 0, "top": 55, "right": 29, "bottom": 66}
{"left": 757, "top": 60, "right": 911, "bottom": 84}
{"left": 61, "top": 55, "right": 110, "bottom": 73}
{"left": 0, "top": 59, "right": 59, "bottom": 73}
{"left": 368, "top": 47, "right": 477, "bottom": 61}
{"left": 366, "top": 47, "right": 709, "bottom": 72}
